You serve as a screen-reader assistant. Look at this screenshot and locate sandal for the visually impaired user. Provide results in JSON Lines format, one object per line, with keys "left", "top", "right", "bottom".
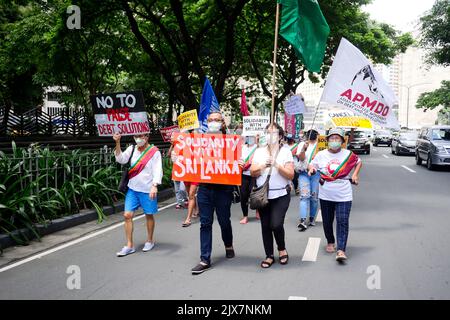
{"left": 279, "top": 251, "right": 289, "bottom": 265}
{"left": 326, "top": 243, "right": 336, "bottom": 253}
{"left": 260, "top": 256, "right": 275, "bottom": 268}
{"left": 182, "top": 220, "right": 192, "bottom": 227}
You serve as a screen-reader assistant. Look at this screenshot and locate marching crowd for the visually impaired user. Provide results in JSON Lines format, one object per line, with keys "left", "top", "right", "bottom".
{"left": 112, "top": 111, "right": 362, "bottom": 275}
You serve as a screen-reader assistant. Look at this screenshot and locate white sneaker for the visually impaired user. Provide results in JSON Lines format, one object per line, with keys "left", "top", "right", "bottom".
{"left": 116, "top": 246, "right": 135, "bottom": 257}
{"left": 142, "top": 242, "right": 155, "bottom": 252}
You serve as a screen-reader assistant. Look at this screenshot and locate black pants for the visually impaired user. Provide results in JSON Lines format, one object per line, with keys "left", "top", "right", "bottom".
{"left": 240, "top": 174, "right": 255, "bottom": 217}
{"left": 292, "top": 171, "right": 300, "bottom": 190}
{"left": 259, "top": 194, "right": 291, "bottom": 258}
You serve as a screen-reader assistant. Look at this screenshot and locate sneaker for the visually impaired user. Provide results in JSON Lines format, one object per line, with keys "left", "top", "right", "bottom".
{"left": 191, "top": 262, "right": 211, "bottom": 275}
{"left": 225, "top": 248, "right": 235, "bottom": 259}
{"left": 116, "top": 246, "right": 135, "bottom": 257}
{"left": 309, "top": 218, "right": 316, "bottom": 227}
{"left": 336, "top": 250, "right": 347, "bottom": 262}
{"left": 142, "top": 242, "right": 155, "bottom": 252}
{"left": 297, "top": 219, "right": 307, "bottom": 231}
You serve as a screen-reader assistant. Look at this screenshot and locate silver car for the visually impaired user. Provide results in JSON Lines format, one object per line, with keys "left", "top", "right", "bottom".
{"left": 416, "top": 125, "right": 450, "bottom": 170}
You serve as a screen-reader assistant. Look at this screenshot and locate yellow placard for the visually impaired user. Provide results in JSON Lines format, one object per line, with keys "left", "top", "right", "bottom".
{"left": 177, "top": 109, "right": 200, "bottom": 131}
{"left": 331, "top": 116, "right": 372, "bottom": 129}
{"left": 317, "top": 135, "right": 349, "bottom": 152}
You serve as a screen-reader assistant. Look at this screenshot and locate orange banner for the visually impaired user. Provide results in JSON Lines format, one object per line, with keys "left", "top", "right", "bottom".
{"left": 171, "top": 133, "right": 242, "bottom": 186}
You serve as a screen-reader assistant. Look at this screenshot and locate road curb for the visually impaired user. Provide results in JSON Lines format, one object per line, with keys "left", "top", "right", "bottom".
{"left": 0, "top": 188, "right": 174, "bottom": 251}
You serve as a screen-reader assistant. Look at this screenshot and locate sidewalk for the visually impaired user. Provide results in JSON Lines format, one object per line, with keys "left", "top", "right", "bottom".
{"left": 0, "top": 196, "right": 177, "bottom": 269}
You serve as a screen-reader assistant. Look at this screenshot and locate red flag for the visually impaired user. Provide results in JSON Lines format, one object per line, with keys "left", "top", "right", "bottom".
{"left": 240, "top": 89, "right": 250, "bottom": 116}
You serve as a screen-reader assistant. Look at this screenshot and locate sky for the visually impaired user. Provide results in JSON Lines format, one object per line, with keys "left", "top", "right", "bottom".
{"left": 361, "top": 0, "right": 437, "bottom": 33}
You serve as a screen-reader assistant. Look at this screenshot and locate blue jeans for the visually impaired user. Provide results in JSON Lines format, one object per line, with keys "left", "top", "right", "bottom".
{"left": 299, "top": 171, "right": 320, "bottom": 220}
{"left": 173, "top": 181, "right": 187, "bottom": 205}
{"left": 197, "top": 185, "right": 233, "bottom": 264}
{"left": 320, "top": 199, "right": 352, "bottom": 252}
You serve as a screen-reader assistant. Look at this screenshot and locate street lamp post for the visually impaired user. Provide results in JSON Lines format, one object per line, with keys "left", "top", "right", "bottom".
{"left": 400, "top": 83, "right": 430, "bottom": 129}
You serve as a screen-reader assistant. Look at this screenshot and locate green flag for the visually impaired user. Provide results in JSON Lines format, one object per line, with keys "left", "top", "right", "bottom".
{"left": 278, "top": 0, "right": 330, "bottom": 73}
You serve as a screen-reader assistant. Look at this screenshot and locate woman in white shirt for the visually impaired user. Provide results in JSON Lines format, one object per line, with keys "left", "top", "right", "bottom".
{"left": 308, "top": 128, "right": 362, "bottom": 262}
{"left": 250, "top": 123, "right": 295, "bottom": 268}
{"left": 113, "top": 133, "right": 163, "bottom": 257}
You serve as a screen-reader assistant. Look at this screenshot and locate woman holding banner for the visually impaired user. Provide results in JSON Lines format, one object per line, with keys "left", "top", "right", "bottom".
{"left": 308, "top": 128, "right": 362, "bottom": 262}
{"left": 239, "top": 134, "right": 258, "bottom": 224}
{"left": 251, "top": 123, "right": 294, "bottom": 268}
{"left": 113, "top": 133, "right": 163, "bottom": 257}
{"left": 296, "top": 129, "right": 320, "bottom": 232}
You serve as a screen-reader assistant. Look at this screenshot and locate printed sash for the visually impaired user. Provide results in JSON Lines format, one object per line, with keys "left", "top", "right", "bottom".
{"left": 128, "top": 145, "right": 159, "bottom": 179}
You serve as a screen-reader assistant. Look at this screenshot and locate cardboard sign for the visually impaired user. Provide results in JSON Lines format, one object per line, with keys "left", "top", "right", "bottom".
{"left": 284, "top": 95, "right": 306, "bottom": 115}
{"left": 160, "top": 125, "right": 179, "bottom": 142}
{"left": 317, "top": 135, "right": 349, "bottom": 152}
{"left": 331, "top": 116, "right": 372, "bottom": 129}
{"left": 243, "top": 116, "right": 270, "bottom": 136}
{"left": 90, "top": 91, "right": 149, "bottom": 136}
{"left": 178, "top": 109, "right": 200, "bottom": 131}
{"left": 171, "top": 133, "right": 242, "bottom": 185}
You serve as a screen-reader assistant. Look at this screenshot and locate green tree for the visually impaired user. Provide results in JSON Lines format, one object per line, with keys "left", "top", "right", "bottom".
{"left": 420, "top": 0, "right": 449, "bottom": 66}
{"left": 416, "top": 0, "right": 450, "bottom": 123}
{"left": 416, "top": 80, "right": 450, "bottom": 124}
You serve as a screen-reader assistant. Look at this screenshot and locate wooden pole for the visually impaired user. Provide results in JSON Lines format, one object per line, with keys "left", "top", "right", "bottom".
{"left": 270, "top": 3, "right": 281, "bottom": 126}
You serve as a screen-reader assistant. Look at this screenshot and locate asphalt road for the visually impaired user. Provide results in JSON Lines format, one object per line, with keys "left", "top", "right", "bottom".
{"left": 1, "top": 146, "right": 450, "bottom": 300}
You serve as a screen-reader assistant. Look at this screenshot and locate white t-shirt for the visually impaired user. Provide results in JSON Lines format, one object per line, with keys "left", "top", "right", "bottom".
{"left": 253, "top": 146, "right": 294, "bottom": 199}
{"left": 241, "top": 144, "right": 258, "bottom": 176}
{"left": 310, "top": 149, "right": 361, "bottom": 202}
{"left": 296, "top": 141, "right": 318, "bottom": 172}
{"left": 115, "top": 145, "right": 163, "bottom": 193}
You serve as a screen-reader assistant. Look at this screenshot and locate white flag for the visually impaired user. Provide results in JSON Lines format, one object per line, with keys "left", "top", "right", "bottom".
{"left": 320, "top": 38, "right": 400, "bottom": 129}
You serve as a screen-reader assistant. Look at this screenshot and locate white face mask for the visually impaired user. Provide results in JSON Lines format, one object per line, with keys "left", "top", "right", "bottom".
{"left": 134, "top": 137, "right": 146, "bottom": 147}
{"left": 265, "top": 133, "right": 279, "bottom": 145}
{"left": 208, "top": 121, "right": 222, "bottom": 133}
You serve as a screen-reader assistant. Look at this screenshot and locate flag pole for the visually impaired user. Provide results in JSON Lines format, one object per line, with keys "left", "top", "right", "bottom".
{"left": 270, "top": 3, "right": 281, "bottom": 126}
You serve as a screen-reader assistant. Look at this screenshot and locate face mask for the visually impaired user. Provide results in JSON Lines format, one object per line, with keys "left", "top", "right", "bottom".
{"left": 259, "top": 135, "right": 268, "bottom": 147}
{"left": 328, "top": 141, "right": 342, "bottom": 150}
{"left": 208, "top": 121, "right": 222, "bottom": 133}
{"left": 265, "top": 133, "right": 279, "bottom": 145}
{"left": 247, "top": 137, "right": 256, "bottom": 145}
{"left": 235, "top": 129, "right": 243, "bottom": 135}
{"left": 134, "top": 137, "right": 146, "bottom": 147}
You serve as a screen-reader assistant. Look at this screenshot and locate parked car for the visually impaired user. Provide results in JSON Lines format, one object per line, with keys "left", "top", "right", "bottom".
{"left": 391, "top": 131, "right": 418, "bottom": 156}
{"left": 346, "top": 130, "right": 371, "bottom": 154}
{"left": 373, "top": 130, "right": 393, "bottom": 146}
{"left": 416, "top": 125, "right": 450, "bottom": 170}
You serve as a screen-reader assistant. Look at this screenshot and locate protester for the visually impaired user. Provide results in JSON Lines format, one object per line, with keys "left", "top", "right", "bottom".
{"left": 296, "top": 129, "right": 320, "bottom": 231}
{"left": 308, "top": 128, "right": 362, "bottom": 262}
{"left": 191, "top": 112, "right": 235, "bottom": 275}
{"left": 250, "top": 123, "right": 294, "bottom": 268}
{"left": 239, "top": 134, "right": 258, "bottom": 224}
{"left": 285, "top": 133, "right": 300, "bottom": 195}
{"left": 113, "top": 133, "right": 162, "bottom": 257}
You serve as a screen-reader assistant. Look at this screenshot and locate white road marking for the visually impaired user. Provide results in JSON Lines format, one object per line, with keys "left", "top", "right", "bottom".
{"left": 315, "top": 210, "right": 322, "bottom": 222}
{"left": 372, "top": 148, "right": 378, "bottom": 152}
{"left": 0, "top": 202, "right": 178, "bottom": 273}
{"left": 288, "top": 296, "right": 308, "bottom": 300}
{"left": 382, "top": 154, "right": 389, "bottom": 159}
{"left": 401, "top": 165, "right": 416, "bottom": 173}
{"left": 302, "top": 237, "right": 321, "bottom": 262}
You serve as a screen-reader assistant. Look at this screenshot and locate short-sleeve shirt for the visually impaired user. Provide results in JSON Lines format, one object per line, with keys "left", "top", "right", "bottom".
{"left": 253, "top": 146, "right": 294, "bottom": 199}
{"left": 310, "top": 149, "right": 361, "bottom": 202}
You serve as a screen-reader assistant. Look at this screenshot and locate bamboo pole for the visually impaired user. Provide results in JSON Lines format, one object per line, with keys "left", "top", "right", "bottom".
{"left": 270, "top": 3, "right": 281, "bottom": 126}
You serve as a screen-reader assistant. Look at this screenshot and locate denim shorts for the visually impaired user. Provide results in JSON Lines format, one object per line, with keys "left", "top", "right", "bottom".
{"left": 124, "top": 189, "right": 158, "bottom": 214}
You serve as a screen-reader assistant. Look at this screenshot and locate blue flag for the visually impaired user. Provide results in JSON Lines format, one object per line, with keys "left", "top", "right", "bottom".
{"left": 198, "top": 78, "right": 220, "bottom": 133}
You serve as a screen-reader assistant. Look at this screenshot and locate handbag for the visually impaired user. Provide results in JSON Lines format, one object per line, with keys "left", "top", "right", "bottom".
{"left": 232, "top": 185, "right": 241, "bottom": 204}
{"left": 118, "top": 146, "right": 135, "bottom": 193}
{"left": 249, "top": 148, "right": 280, "bottom": 210}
